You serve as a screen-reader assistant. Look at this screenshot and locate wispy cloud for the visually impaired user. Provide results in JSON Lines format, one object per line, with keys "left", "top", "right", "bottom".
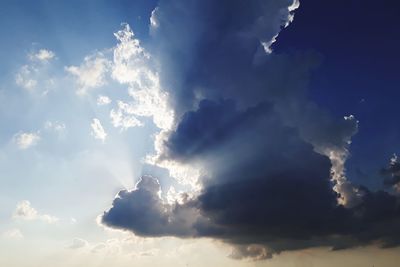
{"left": 97, "top": 95, "right": 112, "bottom": 106}
{"left": 13, "top": 200, "right": 58, "bottom": 223}
{"left": 2, "top": 228, "right": 24, "bottom": 240}
{"left": 15, "top": 48, "right": 57, "bottom": 94}
{"left": 13, "top": 132, "right": 40, "bottom": 149}
{"left": 90, "top": 118, "right": 107, "bottom": 142}
{"left": 68, "top": 238, "right": 89, "bottom": 249}
{"left": 15, "top": 65, "right": 38, "bottom": 90}
{"left": 66, "top": 53, "right": 110, "bottom": 95}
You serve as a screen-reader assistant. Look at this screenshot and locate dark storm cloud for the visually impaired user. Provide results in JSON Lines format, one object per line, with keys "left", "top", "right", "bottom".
{"left": 150, "top": 0, "right": 358, "bottom": 156}
{"left": 103, "top": 175, "right": 400, "bottom": 259}
{"left": 102, "top": 175, "right": 199, "bottom": 237}
{"left": 103, "top": 100, "right": 400, "bottom": 257}
{"left": 163, "top": 99, "right": 271, "bottom": 161}
{"left": 150, "top": 0, "right": 303, "bottom": 114}
{"left": 102, "top": 0, "right": 398, "bottom": 260}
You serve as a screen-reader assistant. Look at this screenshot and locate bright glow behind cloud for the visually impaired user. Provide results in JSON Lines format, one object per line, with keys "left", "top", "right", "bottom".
{"left": 110, "top": 24, "right": 174, "bottom": 131}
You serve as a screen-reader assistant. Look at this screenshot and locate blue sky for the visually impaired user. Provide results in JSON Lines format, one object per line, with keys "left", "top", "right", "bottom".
{"left": 1, "top": 1, "right": 400, "bottom": 266}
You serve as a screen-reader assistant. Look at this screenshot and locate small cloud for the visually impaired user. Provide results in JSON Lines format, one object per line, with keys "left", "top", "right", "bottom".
{"left": 97, "top": 95, "right": 112, "bottom": 106}
{"left": 229, "top": 245, "right": 272, "bottom": 261}
{"left": 13, "top": 200, "right": 58, "bottom": 224}
{"left": 150, "top": 8, "right": 160, "bottom": 31}
{"left": 44, "top": 121, "right": 66, "bottom": 133}
{"left": 91, "top": 118, "right": 107, "bottom": 142}
{"left": 15, "top": 65, "right": 38, "bottom": 90}
{"left": 131, "top": 248, "right": 159, "bottom": 258}
{"left": 110, "top": 101, "right": 143, "bottom": 130}
{"left": 68, "top": 238, "right": 88, "bottom": 249}
{"left": 65, "top": 53, "right": 110, "bottom": 95}
{"left": 90, "top": 239, "right": 122, "bottom": 255}
{"left": 2, "top": 228, "right": 24, "bottom": 240}
{"left": 91, "top": 243, "right": 107, "bottom": 253}
{"left": 29, "top": 49, "right": 55, "bottom": 62}
{"left": 13, "top": 132, "right": 40, "bottom": 149}
{"left": 15, "top": 49, "right": 56, "bottom": 93}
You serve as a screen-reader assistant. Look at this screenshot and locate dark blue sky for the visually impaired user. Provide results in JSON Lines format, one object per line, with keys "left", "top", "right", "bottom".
{"left": 275, "top": 0, "right": 400, "bottom": 188}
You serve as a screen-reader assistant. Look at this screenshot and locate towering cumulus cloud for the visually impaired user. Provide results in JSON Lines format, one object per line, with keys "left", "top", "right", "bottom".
{"left": 102, "top": 0, "right": 400, "bottom": 260}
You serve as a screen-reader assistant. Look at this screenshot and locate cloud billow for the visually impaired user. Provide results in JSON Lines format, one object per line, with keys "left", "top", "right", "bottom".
{"left": 101, "top": 0, "right": 400, "bottom": 260}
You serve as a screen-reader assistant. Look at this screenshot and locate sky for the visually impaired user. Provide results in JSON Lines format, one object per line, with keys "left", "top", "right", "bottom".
{"left": 1, "top": 1, "right": 400, "bottom": 267}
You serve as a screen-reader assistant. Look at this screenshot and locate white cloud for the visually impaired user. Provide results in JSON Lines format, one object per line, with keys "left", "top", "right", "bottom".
{"left": 110, "top": 101, "right": 143, "bottom": 130}
{"left": 13, "top": 200, "right": 59, "bottom": 224}
{"left": 66, "top": 53, "right": 110, "bottom": 95}
{"left": 29, "top": 49, "right": 55, "bottom": 62}
{"left": 2, "top": 228, "right": 24, "bottom": 240}
{"left": 317, "top": 115, "right": 361, "bottom": 207}
{"left": 15, "top": 49, "right": 56, "bottom": 90}
{"left": 97, "top": 95, "right": 112, "bottom": 106}
{"left": 13, "top": 132, "right": 40, "bottom": 149}
{"left": 111, "top": 24, "right": 150, "bottom": 84}
{"left": 109, "top": 24, "right": 174, "bottom": 131}
{"left": 91, "top": 118, "right": 107, "bottom": 142}
{"left": 150, "top": 8, "right": 160, "bottom": 31}
{"left": 259, "top": 0, "right": 301, "bottom": 54}
{"left": 15, "top": 65, "right": 38, "bottom": 90}
{"left": 166, "top": 186, "right": 188, "bottom": 205}
{"left": 125, "top": 78, "right": 174, "bottom": 130}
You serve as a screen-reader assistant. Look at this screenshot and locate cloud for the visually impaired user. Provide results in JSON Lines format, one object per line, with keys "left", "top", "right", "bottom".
{"left": 97, "top": 95, "right": 112, "bottom": 106}
{"left": 229, "top": 245, "right": 272, "bottom": 261}
{"left": 111, "top": 24, "right": 150, "bottom": 85}
{"left": 66, "top": 53, "right": 110, "bottom": 95}
{"left": 44, "top": 121, "right": 66, "bottom": 133}
{"left": 149, "top": 8, "right": 160, "bottom": 31}
{"left": 109, "top": 84, "right": 173, "bottom": 131}
{"left": 13, "top": 131, "right": 40, "bottom": 149}
{"left": 103, "top": 100, "right": 348, "bottom": 254}
{"left": 145, "top": 0, "right": 359, "bottom": 202}
{"left": 90, "top": 239, "right": 122, "bottom": 255}
{"left": 381, "top": 154, "right": 400, "bottom": 191}
{"left": 15, "top": 65, "right": 38, "bottom": 90}
{"left": 13, "top": 200, "right": 58, "bottom": 223}
{"left": 110, "top": 101, "right": 143, "bottom": 130}
{"left": 102, "top": 175, "right": 198, "bottom": 237}
{"left": 2, "top": 228, "right": 24, "bottom": 240}
{"left": 15, "top": 49, "right": 58, "bottom": 94}
{"left": 29, "top": 49, "right": 55, "bottom": 62}
{"left": 109, "top": 24, "right": 174, "bottom": 131}
{"left": 68, "top": 238, "right": 89, "bottom": 249}
{"left": 90, "top": 118, "right": 107, "bottom": 142}
{"left": 100, "top": 0, "right": 400, "bottom": 260}
{"left": 102, "top": 173, "right": 400, "bottom": 260}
